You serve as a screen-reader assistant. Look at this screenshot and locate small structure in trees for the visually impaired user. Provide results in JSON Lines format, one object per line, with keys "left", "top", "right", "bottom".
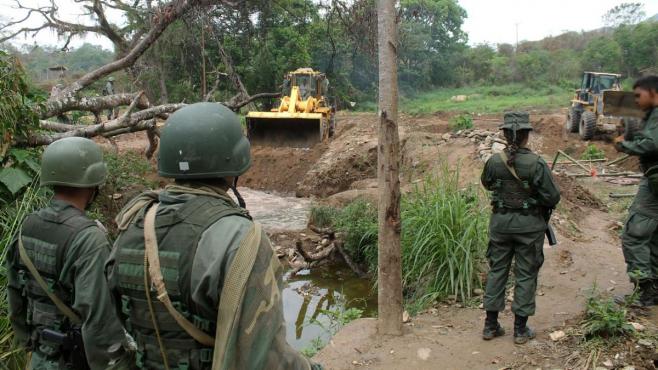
{"left": 47, "top": 65, "right": 68, "bottom": 80}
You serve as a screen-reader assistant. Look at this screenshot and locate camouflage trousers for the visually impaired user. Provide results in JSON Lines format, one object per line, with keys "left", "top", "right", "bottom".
{"left": 484, "top": 230, "right": 545, "bottom": 317}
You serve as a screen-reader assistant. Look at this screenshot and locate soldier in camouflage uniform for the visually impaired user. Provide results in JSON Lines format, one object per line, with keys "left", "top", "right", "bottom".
{"left": 481, "top": 112, "right": 561, "bottom": 344}
{"left": 615, "top": 75, "right": 658, "bottom": 307}
{"left": 105, "top": 102, "right": 320, "bottom": 370}
{"left": 6, "top": 137, "right": 131, "bottom": 369}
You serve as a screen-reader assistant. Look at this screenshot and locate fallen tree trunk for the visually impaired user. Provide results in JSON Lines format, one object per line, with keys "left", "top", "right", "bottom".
{"left": 27, "top": 92, "right": 276, "bottom": 147}
{"left": 20, "top": 103, "right": 184, "bottom": 146}
{"left": 40, "top": 93, "right": 150, "bottom": 119}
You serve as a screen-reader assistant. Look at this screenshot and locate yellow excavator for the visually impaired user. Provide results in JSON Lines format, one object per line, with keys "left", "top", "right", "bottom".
{"left": 246, "top": 68, "right": 335, "bottom": 147}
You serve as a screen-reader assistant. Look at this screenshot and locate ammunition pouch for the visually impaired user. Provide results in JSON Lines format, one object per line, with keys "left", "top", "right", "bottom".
{"left": 134, "top": 332, "right": 213, "bottom": 370}
{"left": 492, "top": 179, "right": 537, "bottom": 211}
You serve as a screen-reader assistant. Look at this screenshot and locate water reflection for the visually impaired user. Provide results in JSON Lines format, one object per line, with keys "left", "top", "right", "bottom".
{"left": 282, "top": 265, "right": 377, "bottom": 350}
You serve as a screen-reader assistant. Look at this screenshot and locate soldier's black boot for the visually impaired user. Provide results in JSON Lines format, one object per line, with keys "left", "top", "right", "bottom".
{"left": 616, "top": 280, "right": 658, "bottom": 307}
{"left": 513, "top": 315, "right": 535, "bottom": 345}
{"left": 482, "top": 311, "right": 505, "bottom": 340}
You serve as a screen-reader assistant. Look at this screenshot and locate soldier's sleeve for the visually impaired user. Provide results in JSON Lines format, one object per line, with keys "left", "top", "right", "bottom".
{"left": 191, "top": 215, "right": 253, "bottom": 317}
{"left": 480, "top": 156, "right": 495, "bottom": 190}
{"left": 64, "top": 226, "right": 131, "bottom": 370}
{"left": 533, "top": 158, "right": 561, "bottom": 208}
{"left": 620, "top": 114, "right": 658, "bottom": 156}
{"left": 6, "top": 237, "right": 30, "bottom": 346}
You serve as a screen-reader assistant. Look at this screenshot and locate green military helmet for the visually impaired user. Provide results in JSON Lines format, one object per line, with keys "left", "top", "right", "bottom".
{"left": 40, "top": 137, "right": 107, "bottom": 188}
{"left": 158, "top": 102, "right": 251, "bottom": 179}
{"left": 108, "top": 76, "right": 115, "bottom": 82}
{"left": 500, "top": 111, "right": 532, "bottom": 131}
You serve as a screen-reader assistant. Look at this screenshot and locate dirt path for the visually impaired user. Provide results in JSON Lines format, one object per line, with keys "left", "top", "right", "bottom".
{"left": 314, "top": 210, "right": 647, "bottom": 369}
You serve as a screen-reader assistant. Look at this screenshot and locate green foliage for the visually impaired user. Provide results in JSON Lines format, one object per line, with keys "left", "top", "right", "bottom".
{"left": 309, "top": 205, "right": 339, "bottom": 228}
{"left": 0, "top": 52, "right": 42, "bottom": 161}
{"left": 449, "top": 114, "right": 473, "bottom": 131}
{"left": 15, "top": 43, "right": 114, "bottom": 84}
{"left": 89, "top": 150, "right": 157, "bottom": 235}
{"left": 333, "top": 200, "right": 379, "bottom": 270}
{"left": 102, "top": 151, "right": 156, "bottom": 191}
{"left": 0, "top": 180, "right": 50, "bottom": 369}
{"left": 581, "top": 144, "right": 606, "bottom": 160}
{"left": 325, "top": 168, "right": 489, "bottom": 310}
{"left": 581, "top": 286, "right": 634, "bottom": 340}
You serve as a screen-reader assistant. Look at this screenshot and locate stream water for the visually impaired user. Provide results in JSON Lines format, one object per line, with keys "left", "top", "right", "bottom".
{"left": 238, "top": 187, "right": 377, "bottom": 350}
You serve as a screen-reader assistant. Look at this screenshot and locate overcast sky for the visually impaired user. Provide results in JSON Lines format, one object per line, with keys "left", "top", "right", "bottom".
{"left": 460, "top": 0, "right": 658, "bottom": 46}
{"left": 1, "top": 0, "right": 657, "bottom": 50}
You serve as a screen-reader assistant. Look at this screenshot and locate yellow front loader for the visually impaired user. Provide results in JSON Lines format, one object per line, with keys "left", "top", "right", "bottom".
{"left": 246, "top": 68, "right": 335, "bottom": 147}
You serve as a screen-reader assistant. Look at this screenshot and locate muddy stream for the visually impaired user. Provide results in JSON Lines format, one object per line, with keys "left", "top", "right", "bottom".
{"left": 238, "top": 188, "right": 377, "bottom": 350}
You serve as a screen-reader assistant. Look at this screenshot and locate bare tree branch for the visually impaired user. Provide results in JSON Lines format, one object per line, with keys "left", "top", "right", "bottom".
{"left": 225, "top": 92, "right": 280, "bottom": 111}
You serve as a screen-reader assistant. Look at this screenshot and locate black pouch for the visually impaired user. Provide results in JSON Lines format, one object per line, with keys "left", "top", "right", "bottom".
{"left": 66, "top": 328, "right": 90, "bottom": 370}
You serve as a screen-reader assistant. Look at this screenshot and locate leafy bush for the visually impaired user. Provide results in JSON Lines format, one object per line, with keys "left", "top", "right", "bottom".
{"left": 333, "top": 200, "right": 379, "bottom": 270}
{"left": 449, "top": 114, "right": 473, "bottom": 131}
{"left": 581, "top": 144, "right": 606, "bottom": 161}
{"left": 581, "top": 287, "right": 634, "bottom": 339}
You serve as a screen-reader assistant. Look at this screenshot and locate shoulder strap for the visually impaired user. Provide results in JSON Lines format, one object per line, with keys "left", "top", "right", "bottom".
{"left": 498, "top": 151, "right": 523, "bottom": 182}
{"left": 143, "top": 203, "right": 215, "bottom": 347}
{"left": 211, "top": 221, "right": 262, "bottom": 370}
{"left": 17, "top": 228, "right": 82, "bottom": 325}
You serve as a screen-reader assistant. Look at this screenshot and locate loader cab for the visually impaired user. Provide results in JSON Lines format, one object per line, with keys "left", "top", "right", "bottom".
{"left": 287, "top": 69, "right": 328, "bottom": 100}
{"left": 579, "top": 72, "right": 621, "bottom": 101}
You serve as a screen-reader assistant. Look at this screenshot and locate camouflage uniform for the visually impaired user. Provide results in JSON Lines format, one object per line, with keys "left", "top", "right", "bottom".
{"left": 105, "top": 102, "right": 318, "bottom": 370}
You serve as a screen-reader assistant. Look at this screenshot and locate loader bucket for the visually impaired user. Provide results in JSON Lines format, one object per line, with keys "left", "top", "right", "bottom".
{"left": 246, "top": 112, "right": 324, "bottom": 148}
{"left": 602, "top": 90, "right": 645, "bottom": 118}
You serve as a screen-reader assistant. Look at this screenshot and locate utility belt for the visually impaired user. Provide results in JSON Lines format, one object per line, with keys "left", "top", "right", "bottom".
{"left": 134, "top": 332, "right": 213, "bottom": 370}
{"left": 492, "top": 206, "right": 542, "bottom": 216}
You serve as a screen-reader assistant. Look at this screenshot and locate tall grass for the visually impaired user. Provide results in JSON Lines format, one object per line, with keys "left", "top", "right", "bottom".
{"left": 323, "top": 168, "right": 489, "bottom": 311}
{"left": 401, "top": 174, "right": 488, "bottom": 309}
{"left": 0, "top": 179, "right": 49, "bottom": 369}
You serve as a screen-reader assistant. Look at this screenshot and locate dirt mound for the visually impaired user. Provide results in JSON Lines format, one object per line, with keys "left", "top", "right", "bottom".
{"left": 242, "top": 145, "right": 326, "bottom": 194}
{"left": 554, "top": 174, "right": 606, "bottom": 210}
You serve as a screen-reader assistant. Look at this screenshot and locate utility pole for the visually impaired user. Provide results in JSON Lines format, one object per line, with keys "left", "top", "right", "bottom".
{"left": 200, "top": 15, "right": 207, "bottom": 100}
{"left": 376, "top": 0, "right": 403, "bottom": 336}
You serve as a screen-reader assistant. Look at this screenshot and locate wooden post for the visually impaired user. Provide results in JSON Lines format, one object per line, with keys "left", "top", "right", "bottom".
{"left": 376, "top": 0, "right": 403, "bottom": 336}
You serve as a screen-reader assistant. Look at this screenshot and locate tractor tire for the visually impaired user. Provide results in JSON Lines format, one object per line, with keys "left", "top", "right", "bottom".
{"left": 566, "top": 107, "right": 581, "bottom": 133}
{"left": 624, "top": 118, "right": 643, "bottom": 141}
{"left": 579, "top": 111, "right": 597, "bottom": 140}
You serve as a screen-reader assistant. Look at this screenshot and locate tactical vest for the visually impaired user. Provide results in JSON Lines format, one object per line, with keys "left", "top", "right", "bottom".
{"left": 113, "top": 195, "right": 251, "bottom": 370}
{"left": 489, "top": 151, "right": 540, "bottom": 212}
{"left": 18, "top": 204, "right": 95, "bottom": 350}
